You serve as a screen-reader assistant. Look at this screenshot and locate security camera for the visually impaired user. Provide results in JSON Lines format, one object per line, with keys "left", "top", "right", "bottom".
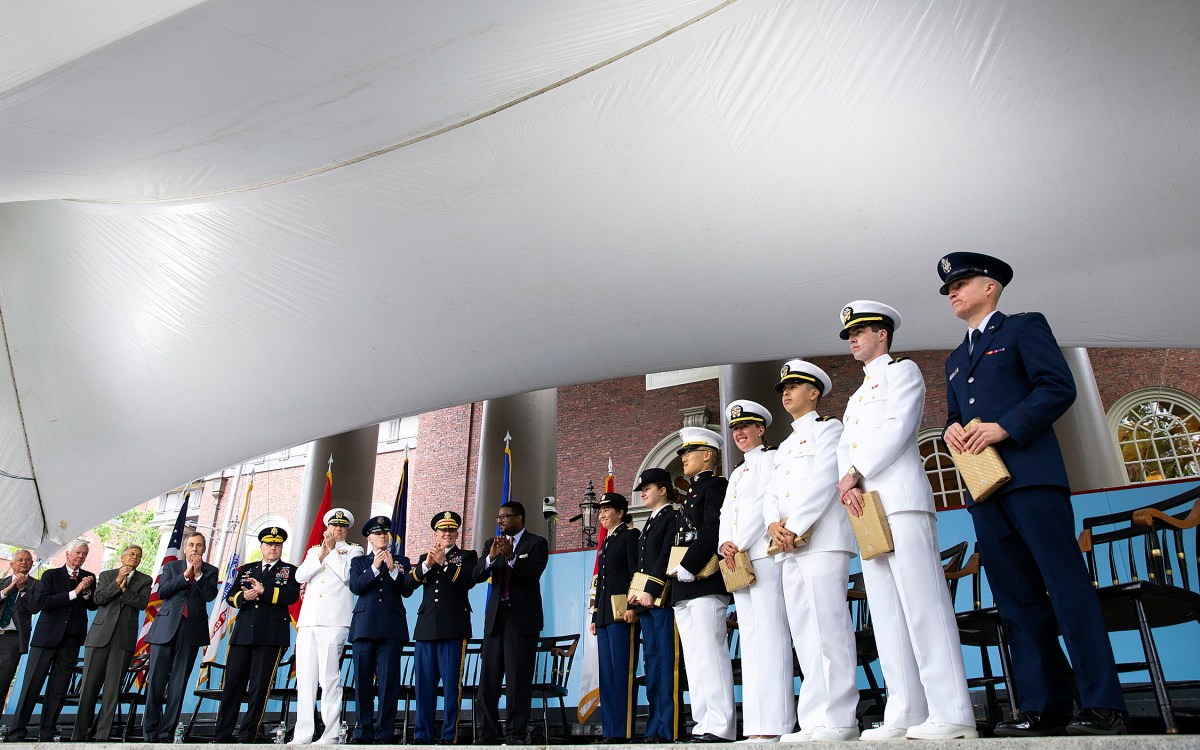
{"left": 542, "top": 496, "right": 558, "bottom": 518}
{"left": 543, "top": 496, "right": 557, "bottom": 506}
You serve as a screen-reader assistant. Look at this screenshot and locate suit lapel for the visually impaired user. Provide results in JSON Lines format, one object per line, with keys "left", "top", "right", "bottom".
{"left": 967, "top": 311, "right": 1007, "bottom": 375}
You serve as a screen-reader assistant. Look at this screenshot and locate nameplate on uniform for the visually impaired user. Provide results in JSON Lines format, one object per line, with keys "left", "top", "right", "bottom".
{"left": 948, "top": 419, "right": 1012, "bottom": 502}
{"left": 719, "top": 550, "right": 756, "bottom": 593}
{"left": 766, "top": 517, "right": 813, "bottom": 555}
{"left": 668, "top": 546, "right": 720, "bottom": 579}
{"left": 610, "top": 594, "right": 629, "bottom": 620}
{"left": 847, "top": 491, "right": 894, "bottom": 561}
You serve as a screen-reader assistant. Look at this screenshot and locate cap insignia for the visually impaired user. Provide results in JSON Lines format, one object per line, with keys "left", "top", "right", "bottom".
{"left": 730, "top": 404, "right": 742, "bottom": 418}
{"left": 780, "top": 364, "right": 790, "bottom": 378}
{"left": 841, "top": 306, "right": 853, "bottom": 325}
{"left": 941, "top": 257, "right": 951, "bottom": 273}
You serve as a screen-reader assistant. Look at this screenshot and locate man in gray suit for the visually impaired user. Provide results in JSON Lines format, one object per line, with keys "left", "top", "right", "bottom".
{"left": 141, "top": 532, "right": 219, "bottom": 743}
{"left": 71, "top": 545, "right": 153, "bottom": 742}
{"left": 0, "top": 550, "right": 41, "bottom": 709}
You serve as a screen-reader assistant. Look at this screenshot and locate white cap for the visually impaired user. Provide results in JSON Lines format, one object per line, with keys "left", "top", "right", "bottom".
{"left": 324, "top": 508, "right": 355, "bottom": 528}
{"left": 776, "top": 359, "right": 833, "bottom": 397}
{"left": 726, "top": 399, "right": 773, "bottom": 429}
{"left": 839, "top": 300, "right": 901, "bottom": 339}
{"left": 676, "top": 426, "right": 723, "bottom": 455}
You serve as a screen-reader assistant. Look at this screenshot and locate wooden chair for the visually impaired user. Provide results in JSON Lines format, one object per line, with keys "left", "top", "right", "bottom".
{"left": 529, "top": 634, "right": 580, "bottom": 742}
{"left": 947, "top": 546, "right": 1017, "bottom": 726}
{"left": 1078, "top": 486, "right": 1200, "bottom": 733}
{"left": 449, "top": 638, "right": 484, "bottom": 744}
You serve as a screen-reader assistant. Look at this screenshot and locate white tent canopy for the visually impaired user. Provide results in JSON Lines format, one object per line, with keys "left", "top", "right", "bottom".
{"left": 1, "top": 0, "right": 1198, "bottom": 549}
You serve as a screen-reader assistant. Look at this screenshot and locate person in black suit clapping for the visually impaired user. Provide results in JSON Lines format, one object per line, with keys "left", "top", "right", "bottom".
{"left": 0, "top": 550, "right": 41, "bottom": 717}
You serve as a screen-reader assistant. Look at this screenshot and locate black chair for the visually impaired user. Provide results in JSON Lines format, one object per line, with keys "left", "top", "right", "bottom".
{"left": 266, "top": 649, "right": 298, "bottom": 739}
{"left": 46, "top": 656, "right": 86, "bottom": 738}
{"left": 1078, "top": 486, "right": 1200, "bottom": 734}
{"left": 449, "top": 638, "right": 484, "bottom": 743}
{"left": 396, "top": 643, "right": 417, "bottom": 741}
{"left": 184, "top": 658, "right": 226, "bottom": 740}
{"left": 948, "top": 546, "right": 1017, "bottom": 727}
{"left": 529, "top": 634, "right": 580, "bottom": 742}
{"left": 116, "top": 652, "right": 150, "bottom": 741}
{"left": 186, "top": 648, "right": 295, "bottom": 740}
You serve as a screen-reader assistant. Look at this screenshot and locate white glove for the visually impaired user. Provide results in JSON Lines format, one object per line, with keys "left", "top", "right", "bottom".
{"left": 674, "top": 566, "right": 696, "bottom": 584}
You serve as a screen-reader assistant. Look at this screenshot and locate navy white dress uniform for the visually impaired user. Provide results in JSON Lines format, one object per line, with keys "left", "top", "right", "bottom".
{"left": 717, "top": 400, "right": 794, "bottom": 739}
{"left": 591, "top": 493, "right": 641, "bottom": 741}
{"left": 670, "top": 426, "right": 735, "bottom": 742}
{"left": 348, "top": 516, "right": 413, "bottom": 744}
{"left": 631, "top": 468, "right": 683, "bottom": 743}
{"left": 292, "top": 508, "right": 363, "bottom": 745}
{"left": 762, "top": 361, "right": 859, "bottom": 740}
{"left": 215, "top": 527, "right": 302, "bottom": 743}
{"left": 938, "top": 253, "right": 1125, "bottom": 731}
{"left": 836, "top": 301, "right": 976, "bottom": 739}
{"left": 403, "top": 511, "right": 478, "bottom": 744}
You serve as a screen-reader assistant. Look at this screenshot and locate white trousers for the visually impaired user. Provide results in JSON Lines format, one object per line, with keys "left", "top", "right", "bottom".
{"left": 861, "top": 512, "right": 973, "bottom": 728}
{"left": 732, "top": 559, "right": 796, "bottom": 735}
{"left": 673, "top": 595, "right": 736, "bottom": 740}
{"left": 292, "top": 625, "right": 350, "bottom": 744}
{"left": 779, "top": 551, "right": 858, "bottom": 730}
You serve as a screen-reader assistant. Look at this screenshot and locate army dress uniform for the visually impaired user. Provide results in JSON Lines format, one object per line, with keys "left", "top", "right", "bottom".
{"left": 403, "top": 511, "right": 478, "bottom": 744}
{"left": 836, "top": 301, "right": 974, "bottom": 735}
{"left": 591, "top": 494, "right": 641, "bottom": 741}
{"left": 291, "top": 508, "right": 363, "bottom": 745}
{"left": 670, "top": 427, "right": 735, "bottom": 742}
{"left": 717, "top": 400, "right": 794, "bottom": 738}
{"left": 631, "top": 468, "right": 683, "bottom": 743}
{"left": 214, "top": 528, "right": 302, "bottom": 743}
{"left": 763, "top": 361, "right": 858, "bottom": 738}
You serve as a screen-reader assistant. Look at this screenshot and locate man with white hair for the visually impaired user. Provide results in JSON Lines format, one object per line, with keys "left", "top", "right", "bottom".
{"left": 291, "top": 508, "right": 362, "bottom": 745}
{"left": 7, "top": 539, "right": 98, "bottom": 741}
{"left": 0, "top": 550, "right": 41, "bottom": 710}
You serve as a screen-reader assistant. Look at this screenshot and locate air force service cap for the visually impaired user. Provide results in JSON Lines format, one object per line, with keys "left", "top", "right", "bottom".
{"left": 776, "top": 359, "right": 833, "bottom": 397}
{"left": 324, "top": 508, "right": 354, "bottom": 528}
{"left": 258, "top": 527, "right": 287, "bottom": 544}
{"left": 839, "top": 300, "right": 901, "bottom": 340}
{"left": 726, "top": 399, "right": 772, "bottom": 429}
{"left": 362, "top": 515, "right": 391, "bottom": 536}
{"left": 432, "top": 511, "right": 463, "bottom": 531}
{"left": 937, "top": 252, "right": 1014, "bottom": 295}
{"left": 676, "top": 426, "right": 723, "bottom": 455}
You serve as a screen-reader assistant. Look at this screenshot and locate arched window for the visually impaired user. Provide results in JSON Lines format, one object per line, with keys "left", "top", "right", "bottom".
{"left": 244, "top": 513, "right": 292, "bottom": 563}
{"left": 1106, "top": 388, "right": 1200, "bottom": 483}
{"left": 918, "top": 429, "right": 968, "bottom": 511}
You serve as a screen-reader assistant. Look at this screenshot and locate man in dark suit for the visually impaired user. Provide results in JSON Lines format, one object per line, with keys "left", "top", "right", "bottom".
{"left": 72, "top": 544, "right": 153, "bottom": 741}
{"left": 214, "top": 527, "right": 301, "bottom": 743}
{"left": 938, "top": 252, "right": 1127, "bottom": 736}
{"left": 404, "top": 511, "right": 477, "bottom": 745}
{"left": 348, "top": 516, "right": 412, "bottom": 744}
{"left": 471, "top": 501, "right": 549, "bottom": 744}
{"left": 142, "top": 531, "right": 220, "bottom": 742}
{"left": 7, "top": 539, "right": 98, "bottom": 741}
{"left": 0, "top": 550, "right": 41, "bottom": 712}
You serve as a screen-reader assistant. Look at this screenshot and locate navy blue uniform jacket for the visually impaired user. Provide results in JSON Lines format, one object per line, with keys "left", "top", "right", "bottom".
{"left": 349, "top": 553, "right": 411, "bottom": 642}
{"left": 32, "top": 566, "right": 98, "bottom": 648}
{"left": 944, "top": 311, "right": 1076, "bottom": 501}
{"left": 672, "top": 471, "right": 728, "bottom": 603}
{"left": 404, "top": 546, "right": 477, "bottom": 641}
{"left": 592, "top": 524, "right": 640, "bottom": 628}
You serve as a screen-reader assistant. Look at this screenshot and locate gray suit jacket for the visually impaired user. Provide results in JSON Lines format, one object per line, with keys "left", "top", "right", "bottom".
{"left": 85, "top": 568, "right": 152, "bottom": 651}
{"left": 0, "top": 575, "right": 42, "bottom": 653}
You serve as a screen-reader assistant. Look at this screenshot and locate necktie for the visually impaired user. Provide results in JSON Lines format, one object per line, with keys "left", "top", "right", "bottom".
{"left": 499, "top": 538, "right": 512, "bottom": 600}
{"left": 0, "top": 592, "right": 16, "bottom": 628}
{"left": 969, "top": 328, "right": 981, "bottom": 356}
{"left": 183, "top": 574, "right": 193, "bottom": 619}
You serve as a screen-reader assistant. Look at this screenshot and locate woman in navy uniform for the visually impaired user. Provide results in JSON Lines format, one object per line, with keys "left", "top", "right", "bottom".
{"left": 938, "top": 252, "right": 1126, "bottom": 736}
{"left": 404, "top": 511, "right": 478, "bottom": 745}
{"left": 214, "top": 527, "right": 301, "bottom": 743}
{"left": 589, "top": 493, "right": 640, "bottom": 742}
{"left": 628, "top": 468, "right": 683, "bottom": 743}
{"left": 348, "top": 516, "right": 412, "bottom": 744}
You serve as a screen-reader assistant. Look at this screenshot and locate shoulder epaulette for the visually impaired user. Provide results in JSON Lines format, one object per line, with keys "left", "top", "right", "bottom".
{"left": 889, "top": 356, "right": 910, "bottom": 364}
{"left": 763, "top": 444, "right": 778, "bottom": 451}
{"left": 1011, "top": 312, "right": 1027, "bottom": 317}
{"left": 733, "top": 459, "right": 745, "bottom": 470}
{"left": 816, "top": 415, "right": 838, "bottom": 422}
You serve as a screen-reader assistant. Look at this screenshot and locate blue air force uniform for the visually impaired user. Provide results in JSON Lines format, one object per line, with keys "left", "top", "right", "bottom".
{"left": 348, "top": 516, "right": 413, "bottom": 743}
{"left": 938, "top": 252, "right": 1125, "bottom": 721}
{"left": 591, "top": 494, "right": 641, "bottom": 740}
{"left": 403, "top": 511, "right": 478, "bottom": 744}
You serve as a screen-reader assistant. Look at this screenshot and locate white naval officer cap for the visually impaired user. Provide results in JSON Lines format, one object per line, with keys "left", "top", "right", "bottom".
{"left": 324, "top": 507, "right": 355, "bottom": 528}
{"left": 726, "top": 399, "right": 772, "bottom": 429}
{"left": 776, "top": 359, "right": 833, "bottom": 397}
{"left": 676, "top": 426, "right": 723, "bottom": 455}
{"left": 839, "top": 300, "right": 902, "bottom": 340}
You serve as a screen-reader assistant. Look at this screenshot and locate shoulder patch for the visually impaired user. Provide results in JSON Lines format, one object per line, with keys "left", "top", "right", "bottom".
{"left": 888, "top": 356, "right": 910, "bottom": 364}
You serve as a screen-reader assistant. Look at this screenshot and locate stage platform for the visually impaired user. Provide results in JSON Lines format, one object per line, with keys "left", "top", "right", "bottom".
{"left": 2, "top": 739, "right": 1199, "bottom": 748}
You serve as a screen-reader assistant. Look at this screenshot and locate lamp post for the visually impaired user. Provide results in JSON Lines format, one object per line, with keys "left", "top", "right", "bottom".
{"left": 580, "top": 480, "right": 599, "bottom": 548}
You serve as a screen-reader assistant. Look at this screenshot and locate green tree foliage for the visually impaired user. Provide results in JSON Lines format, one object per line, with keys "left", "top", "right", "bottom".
{"left": 94, "top": 509, "right": 162, "bottom": 575}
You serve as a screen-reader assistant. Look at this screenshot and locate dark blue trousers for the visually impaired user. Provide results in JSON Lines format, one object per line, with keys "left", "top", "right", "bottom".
{"left": 414, "top": 639, "right": 466, "bottom": 742}
{"left": 639, "top": 607, "right": 682, "bottom": 740}
{"left": 597, "top": 622, "right": 639, "bottom": 738}
{"left": 351, "top": 638, "right": 403, "bottom": 741}
{"left": 969, "top": 486, "right": 1125, "bottom": 713}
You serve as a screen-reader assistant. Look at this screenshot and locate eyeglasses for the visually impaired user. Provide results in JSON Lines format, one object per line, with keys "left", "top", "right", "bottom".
{"left": 494, "top": 514, "right": 519, "bottom": 521}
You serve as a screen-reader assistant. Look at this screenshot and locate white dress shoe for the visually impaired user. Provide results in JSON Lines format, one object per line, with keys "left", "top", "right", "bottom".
{"left": 810, "top": 726, "right": 859, "bottom": 741}
{"left": 904, "top": 721, "right": 979, "bottom": 740}
{"left": 859, "top": 726, "right": 908, "bottom": 741}
{"left": 778, "top": 727, "right": 816, "bottom": 742}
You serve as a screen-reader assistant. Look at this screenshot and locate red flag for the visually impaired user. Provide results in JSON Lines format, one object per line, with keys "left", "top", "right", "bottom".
{"left": 290, "top": 461, "right": 333, "bottom": 626}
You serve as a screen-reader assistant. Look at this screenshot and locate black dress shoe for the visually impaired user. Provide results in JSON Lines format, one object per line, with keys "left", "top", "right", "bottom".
{"left": 640, "top": 735, "right": 670, "bottom": 744}
{"left": 994, "top": 711, "right": 1071, "bottom": 737}
{"left": 688, "top": 734, "right": 731, "bottom": 744}
{"left": 1067, "top": 708, "right": 1127, "bottom": 736}
{"left": 347, "top": 737, "right": 374, "bottom": 745}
